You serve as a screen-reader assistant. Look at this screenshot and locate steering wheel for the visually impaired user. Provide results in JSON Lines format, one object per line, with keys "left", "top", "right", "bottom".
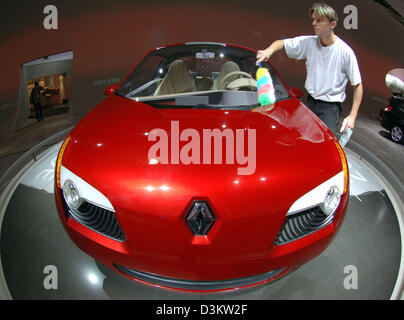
{"left": 218, "top": 71, "right": 254, "bottom": 90}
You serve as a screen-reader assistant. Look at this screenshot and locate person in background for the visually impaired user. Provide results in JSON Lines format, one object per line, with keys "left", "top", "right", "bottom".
{"left": 30, "top": 81, "right": 44, "bottom": 122}
{"left": 257, "top": 2, "right": 363, "bottom": 134}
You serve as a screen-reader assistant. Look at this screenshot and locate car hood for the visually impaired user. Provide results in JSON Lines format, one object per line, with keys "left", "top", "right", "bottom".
{"left": 61, "top": 95, "right": 342, "bottom": 243}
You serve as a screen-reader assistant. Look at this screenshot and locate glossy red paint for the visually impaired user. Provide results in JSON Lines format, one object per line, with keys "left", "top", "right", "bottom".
{"left": 54, "top": 43, "right": 349, "bottom": 292}
{"left": 103, "top": 84, "right": 118, "bottom": 96}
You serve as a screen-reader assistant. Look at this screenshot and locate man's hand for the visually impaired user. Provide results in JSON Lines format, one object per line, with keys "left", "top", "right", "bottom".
{"left": 256, "top": 49, "right": 271, "bottom": 63}
{"left": 340, "top": 115, "right": 356, "bottom": 133}
{"left": 256, "top": 40, "right": 285, "bottom": 63}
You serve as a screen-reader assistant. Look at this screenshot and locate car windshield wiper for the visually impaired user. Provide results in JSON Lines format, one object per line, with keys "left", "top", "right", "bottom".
{"left": 191, "top": 104, "right": 215, "bottom": 109}
{"left": 146, "top": 103, "right": 214, "bottom": 109}
{"left": 148, "top": 102, "right": 259, "bottom": 110}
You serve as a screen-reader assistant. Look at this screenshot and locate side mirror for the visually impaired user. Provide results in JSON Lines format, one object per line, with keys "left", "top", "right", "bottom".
{"left": 104, "top": 84, "right": 118, "bottom": 96}
{"left": 289, "top": 86, "right": 304, "bottom": 99}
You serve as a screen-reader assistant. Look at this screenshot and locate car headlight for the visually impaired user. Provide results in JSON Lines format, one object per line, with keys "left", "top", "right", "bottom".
{"left": 287, "top": 171, "right": 344, "bottom": 216}
{"left": 59, "top": 165, "right": 115, "bottom": 212}
{"left": 275, "top": 143, "right": 349, "bottom": 245}
{"left": 322, "top": 185, "right": 341, "bottom": 216}
{"left": 63, "top": 179, "right": 82, "bottom": 210}
{"left": 287, "top": 140, "right": 348, "bottom": 216}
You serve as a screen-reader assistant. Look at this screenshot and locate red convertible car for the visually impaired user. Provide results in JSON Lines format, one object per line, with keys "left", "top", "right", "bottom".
{"left": 54, "top": 42, "right": 349, "bottom": 292}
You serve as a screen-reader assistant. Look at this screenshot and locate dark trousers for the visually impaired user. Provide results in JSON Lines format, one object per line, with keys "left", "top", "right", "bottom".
{"left": 33, "top": 103, "right": 44, "bottom": 121}
{"left": 306, "top": 94, "right": 341, "bottom": 134}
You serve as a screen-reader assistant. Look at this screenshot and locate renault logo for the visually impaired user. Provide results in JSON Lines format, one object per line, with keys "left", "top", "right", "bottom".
{"left": 185, "top": 201, "right": 216, "bottom": 236}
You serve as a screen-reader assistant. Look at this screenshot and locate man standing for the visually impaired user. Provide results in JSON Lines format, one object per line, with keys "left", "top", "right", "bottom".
{"left": 30, "top": 81, "right": 44, "bottom": 122}
{"left": 257, "top": 2, "right": 363, "bottom": 134}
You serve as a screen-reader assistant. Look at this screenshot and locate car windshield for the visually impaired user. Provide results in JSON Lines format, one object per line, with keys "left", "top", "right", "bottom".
{"left": 116, "top": 43, "right": 290, "bottom": 109}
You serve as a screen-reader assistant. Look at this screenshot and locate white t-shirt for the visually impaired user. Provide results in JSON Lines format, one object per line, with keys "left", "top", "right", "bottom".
{"left": 284, "top": 35, "right": 362, "bottom": 102}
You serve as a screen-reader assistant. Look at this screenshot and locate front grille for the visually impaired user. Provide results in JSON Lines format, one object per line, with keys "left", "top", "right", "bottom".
{"left": 275, "top": 206, "right": 333, "bottom": 245}
{"left": 67, "top": 200, "right": 125, "bottom": 242}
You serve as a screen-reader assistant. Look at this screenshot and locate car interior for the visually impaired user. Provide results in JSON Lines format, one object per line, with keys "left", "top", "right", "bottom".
{"left": 153, "top": 59, "right": 257, "bottom": 97}
{"left": 115, "top": 45, "right": 290, "bottom": 106}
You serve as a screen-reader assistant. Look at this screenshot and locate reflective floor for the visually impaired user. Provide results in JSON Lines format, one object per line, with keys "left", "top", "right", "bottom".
{"left": 0, "top": 143, "right": 402, "bottom": 299}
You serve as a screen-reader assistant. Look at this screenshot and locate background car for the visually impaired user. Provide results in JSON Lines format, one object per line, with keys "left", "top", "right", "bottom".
{"left": 380, "top": 94, "right": 404, "bottom": 144}
{"left": 54, "top": 42, "right": 349, "bottom": 292}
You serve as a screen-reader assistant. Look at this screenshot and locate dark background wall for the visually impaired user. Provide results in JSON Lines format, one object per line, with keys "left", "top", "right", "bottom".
{"left": 0, "top": 0, "right": 403, "bottom": 131}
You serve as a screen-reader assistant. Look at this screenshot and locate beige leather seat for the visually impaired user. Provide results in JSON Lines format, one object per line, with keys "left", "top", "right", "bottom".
{"left": 211, "top": 61, "right": 241, "bottom": 90}
{"left": 154, "top": 60, "right": 197, "bottom": 96}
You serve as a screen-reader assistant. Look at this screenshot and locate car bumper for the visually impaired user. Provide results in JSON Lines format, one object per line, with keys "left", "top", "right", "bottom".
{"left": 380, "top": 112, "right": 391, "bottom": 130}
{"left": 55, "top": 186, "right": 348, "bottom": 293}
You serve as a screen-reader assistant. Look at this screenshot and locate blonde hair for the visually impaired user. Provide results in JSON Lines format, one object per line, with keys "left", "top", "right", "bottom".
{"left": 310, "top": 2, "right": 338, "bottom": 22}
